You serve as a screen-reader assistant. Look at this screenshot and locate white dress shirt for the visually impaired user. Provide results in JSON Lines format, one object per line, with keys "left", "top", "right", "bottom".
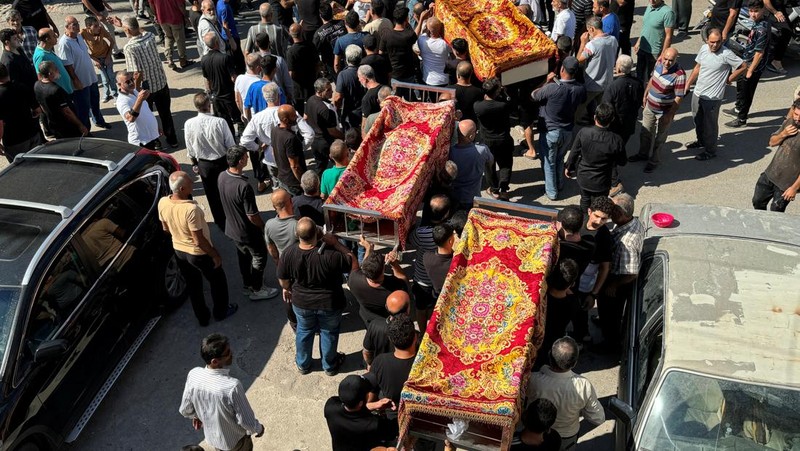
{"left": 240, "top": 106, "right": 314, "bottom": 167}
{"left": 552, "top": 9, "right": 576, "bottom": 42}
{"left": 527, "top": 365, "right": 605, "bottom": 437}
{"left": 179, "top": 366, "right": 263, "bottom": 450}
{"left": 185, "top": 112, "right": 236, "bottom": 161}
{"left": 116, "top": 90, "right": 160, "bottom": 145}
{"left": 418, "top": 34, "right": 450, "bottom": 86}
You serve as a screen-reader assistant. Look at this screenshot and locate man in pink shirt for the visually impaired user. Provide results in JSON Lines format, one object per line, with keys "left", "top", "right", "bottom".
{"left": 150, "top": 0, "right": 195, "bottom": 69}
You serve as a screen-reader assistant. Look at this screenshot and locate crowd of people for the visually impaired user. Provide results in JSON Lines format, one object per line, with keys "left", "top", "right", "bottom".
{"left": 0, "top": 0, "right": 799, "bottom": 449}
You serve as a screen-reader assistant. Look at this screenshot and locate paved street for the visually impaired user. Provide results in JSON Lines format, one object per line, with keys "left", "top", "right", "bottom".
{"left": 1, "top": 0, "right": 797, "bottom": 449}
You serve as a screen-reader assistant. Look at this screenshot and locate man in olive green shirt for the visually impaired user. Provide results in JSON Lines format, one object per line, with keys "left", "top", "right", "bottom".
{"left": 635, "top": 0, "right": 675, "bottom": 83}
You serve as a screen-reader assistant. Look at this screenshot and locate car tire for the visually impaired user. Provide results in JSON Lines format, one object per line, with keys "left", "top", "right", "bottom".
{"left": 159, "top": 251, "right": 188, "bottom": 311}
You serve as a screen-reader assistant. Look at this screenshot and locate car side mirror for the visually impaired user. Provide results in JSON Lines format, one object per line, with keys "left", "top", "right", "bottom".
{"left": 34, "top": 339, "right": 68, "bottom": 364}
{"left": 609, "top": 397, "right": 636, "bottom": 426}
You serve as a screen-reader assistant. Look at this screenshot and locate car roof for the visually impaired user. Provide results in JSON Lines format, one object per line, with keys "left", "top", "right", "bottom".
{"left": 0, "top": 138, "right": 140, "bottom": 287}
{"left": 644, "top": 204, "right": 800, "bottom": 389}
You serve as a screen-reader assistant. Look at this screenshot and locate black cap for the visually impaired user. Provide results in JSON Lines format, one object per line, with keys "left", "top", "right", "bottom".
{"left": 338, "top": 375, "right": 371, "bottom": 408}
{"left": 562, "top": 56, "right": 579, "bottom": 76}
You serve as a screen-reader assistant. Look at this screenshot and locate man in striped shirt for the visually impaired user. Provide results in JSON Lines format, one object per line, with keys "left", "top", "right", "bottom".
{"left": 180, "top": 333, "right": 265, "bottom": 450}
{"left": 628, "top": 47, "right": 685, "bottom": 173}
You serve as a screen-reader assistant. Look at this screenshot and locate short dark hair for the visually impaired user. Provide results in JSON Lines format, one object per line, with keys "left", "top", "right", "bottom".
{"left": 429, "top": 194, "right": 452, "bottom": 224}
{"left": 0, "top": 28, "right": 16, "bottom": 45}
{"left": 387, "top": 313, "right": 415, "bottom": 350}
{"left": 84, "top": 15, "right": 99, "bottom": 27}
{"left": 596, "top": 0, "right": 610, "bottom": 8}
{"left": 550, "top": 336, "right": 579, "bottom": 370}
{"left": 320, "top": 2, "right": 333, "bottom": 21}
{"left": 793, "top": 98, "right": 800, "bottom": 110}
{"left": 557, "top": 205, "right": 583, "bottom": 234}
{"left": 260, "top": 53, "right": 277, "bottom": 74}
{"left": 345, "top": 10, "right": 360, "bottom": 29}
{"left": 371, "top": 0, "right": 385, "bottom": 17}
{"left": 522, "top": 399, "right": 558, "bottom": 433}
{"left": 345, "top": 127, "right": 361, "bottom": 149}
{"left": 547, "top": 258, "right": 578, "bottom": 290}
{"left": 200, "top": 333, "right": 229, "bottom": 364}
{"left": 556, "top": 35, "right": 572, "bottom": 53}
{"left": 748, "top": 0, "right": 764, "bottom": 8}
{"left": 482, "top": 77, "right": 503, "bottom": 99}
{"left": 432, "top": 223, "right": 455, "bottom": 247}
{"left": 590, "top": 196, "right": 615, "bottom": 216}
{"left": 363, "top": 33, "right": 378, "bottom": 51}
{"left": 255, "top": 31, "right": 270, "bottom": 51}
{"left": 594, "top": 102, "right": 615, "bottom": 127}
{"left": 360, "top": 252, "right": 384, "bottom": 280}
{"left": 393, "top": 6, "right": 410, "bottom": 24}
{"left": 451, "top": 38, "right": 468, "bottom": 55}
{"left": 193, "top": 91, "right": 210, "bottom": 111}
{"left": 448, "top": 210, "right": 467, "bottom": 235}
{"left": 226, "top": 145, "right": 248, "bottom": 167}
{"left": 181, "top": 446, "right": 205, "bottom": 451}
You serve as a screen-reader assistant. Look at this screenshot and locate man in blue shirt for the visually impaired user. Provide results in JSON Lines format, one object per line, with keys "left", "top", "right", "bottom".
{"left": 594, "top": 0, "right": 620, "bottom": 41}
{"left": 216, "top": 0, "right": 244, "bottom": 73}
{"left": 332, "top": 11, "right": 365, "bottom": 73}
{"left": 33, "top": 28, "right": 73, "bottom": 95}
{"left": 724, "top": 0, "right": 770, "bottom": 127}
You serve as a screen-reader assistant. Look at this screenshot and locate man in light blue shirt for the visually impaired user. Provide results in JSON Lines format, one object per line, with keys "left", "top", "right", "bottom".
{"left": 448, "top": 120, "right": 493, "bottom": 208}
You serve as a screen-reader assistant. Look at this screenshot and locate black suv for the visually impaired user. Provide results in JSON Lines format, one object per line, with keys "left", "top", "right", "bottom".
{"left": 0, "top": 138, "right": 186, "bottom": 450}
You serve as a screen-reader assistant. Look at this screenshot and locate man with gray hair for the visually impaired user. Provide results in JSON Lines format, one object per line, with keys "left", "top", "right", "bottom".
{"left": 602, "top": 54, "right": 643, "bottom": 196}
{"left": 244, "top": 3, "right": 290, "bottom": 58}
{"left": 363, "top": 85, "right": 391, "bottom": 134}
{"left": 292, "top": 170, "right": 326, "bottom": 225}
{"left": 158, "top": 171, "right": 235, "bottom": 326}
{"left": 115, "top": 69, "right": 159, "bottom": 148}
{"left": 333, "top": 44, "right": 365, "bottom": 130}
{"left": 596, "top": 192, "right": 644, "bottom": 353}
{"left": 358, "top": 64, "right": 385, "bottom": 134}
{"left": 551, "top": 0, "right": 576, "bottom": 42}
{"left": 196, "top": 0, "right": 226, "bottom": 58}
{"left": 527, "top": 336, "right": 605, "bottom": 450}
{"left": 576, "top": 15, "right": 618, "bottom": 125}
{"left": 201, "top": 31, "right": 241, "bottom": 135}
{"left": 306, "top": 77, "right": 344, "bottom": 176}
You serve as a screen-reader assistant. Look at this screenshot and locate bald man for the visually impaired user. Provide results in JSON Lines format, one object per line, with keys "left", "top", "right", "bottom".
{"left": 264, "top": 188, "right": 299, "bottom": 330}
{"left": 362, "top": 290, "right": 412, "bottom": 369}
{"left": 448, "top": 119, "right": 494, "bottom": 207}
{"left": 271, "top": 104, "right": 307, "bottom": 195}
{"left": 234, "top": 53, "right": 263, "bottom": 122}
{"left": 158, "top": 171, "right": 236, "bottom": 326}
{"left": 277, "top": 217, "right": 359, "bottom": 375}
{"left": 285, "top": 22, "right": 320, "bottom": 116}
{"left": 417, "top": 17, "right": 450, "bottom": 87}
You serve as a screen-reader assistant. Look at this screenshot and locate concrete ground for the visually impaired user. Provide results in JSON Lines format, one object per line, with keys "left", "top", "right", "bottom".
{"left": 0, "top": 0, "right": 797, "bottom": 450}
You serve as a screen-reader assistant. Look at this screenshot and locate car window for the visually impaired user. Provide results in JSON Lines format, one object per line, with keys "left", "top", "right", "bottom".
{"left": 638, "top": 256, "right": 665, "bottom": 334}
{"left": 79, "top": 173, "right": 159, "bottom": 270}
{"left": 634, "top": 321, "right": 663, "bottom": 409}
{"left": 633, "top": 256, "right": 665, "bottom": 408}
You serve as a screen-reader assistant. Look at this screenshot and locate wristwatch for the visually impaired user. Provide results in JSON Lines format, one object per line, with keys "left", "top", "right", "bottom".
{"left": 130, "top": 110, "right": 139, "bottom": 117}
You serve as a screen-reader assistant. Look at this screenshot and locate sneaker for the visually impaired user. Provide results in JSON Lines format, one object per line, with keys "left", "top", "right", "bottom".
{"left": 685, "top": 141, "right": 703, "bottom": 149}
{"left": 249, "top": 286, "right": 280, "bottom": 301}
{"left": 168, "top": 141, "right": 180, "bottom": 149}
{"left": 644, "top": 163, "right": 657, "bottom": 173}
{"left": 722, "top": 107, "right": 739, "bottom": 118}
{"left": 325, "top": 352, "right": 346, "bottom": 376}
{"left": 113, "top": 51, "right": 124, "bottom": 60}
{"left": 695, "top": 151, "right": 717, "bottom": 161}
{"left": 215, "top": 303, "right": 239, "bottom": 321}
{"left": 257, "top": 181, "right": 268, "bottom": 193}
{"left": 241, "top": 286, "right": 254, "bottom": 296}
{"left": 767, "top": 62, "right": 788, "bottom": 75}
{"left": 498, "top": 191, "right": 510, "bottom": 201}
{"left": 725, "top": 118, "right": 746, "bottom": 128}
{"left": 179, "top": 59, "right": 196, "bottom": 68}
{"left": 609, "top": 182, "right": 624, "bottom": 197}
{"left": 102, "top": 95, "right": 114, "bottom": 103}
{"left": 627, "top": 154, "right": 648, "bottom": 162}
{"left": 485, "top": 188, "right": 500, "bottom": 200}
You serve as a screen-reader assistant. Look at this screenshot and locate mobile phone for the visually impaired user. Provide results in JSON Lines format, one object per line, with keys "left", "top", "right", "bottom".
{"left": 141, "top": 80, "right": 150, "bottom": 90}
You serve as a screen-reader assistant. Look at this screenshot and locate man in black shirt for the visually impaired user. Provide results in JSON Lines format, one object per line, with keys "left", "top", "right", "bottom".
{"left": 333, "top": 45, "right": 365, "bottom": 131}
{"left": 365, "top": 313, "right": 416, "bottom": 428}
{"left": 361, "top": 34, "right": 391, "bottom": 86}
{"left": 12, "top": 0, "right": 58, "bottom": 32}
{"left": 278, "top": 217, "right": 359, "bottom": 375}
{"left": 34, "top": 61, "right": 87, "bottom": 139}
{"left": 380, "top": 6, "right": 419, "bottom": 98}
{"left": 269, "top": 0, "right": 294, "bottom": 28}
{"left": 362, "top": 290, "right": 411, "bottom": 368}
{"left": 324, "top": 375, "right": 396, "bottom": 451}
{"left": 286, "top": 23, "right": 320, "bottom": 116}
{"left": 709, "top": 0, "right": 742, "bottom": 42}
{"left": 474, "top": 77, "right": 514, "bottom": 200}
{"left": 313, "top": 2, "right": 347, "bottom": 79}
{"left": 610, "top": 0, "right": 634, "bottom": 55}
{"left": 0, "top": 28, "right": 37, "bottom": 90}
{"left": 306, "top": 78, "right": 344, "bottom": 175}
{"left": 217, "top": 146, "right": 281, "bottom": 301}
{"left": 602, "top": 55, "right": 643, "bottom": 195}
{"left": 292, "top": 170, "right": 326, "bottom": 225}
{"left": 565, "top": 103, "right": 627, "bottom": 211}
{"left": 358, "top": 64, "right": 385, "bottom": 134}
{"left": 423, "top": 223, "right": 455, "bottom": 300}
{"left": 512, "top": 399, "right": 562, "bottom": 451}
{"left": 556, "top": 205, "right": 595, "bottom": 277}
{"left": 444, "top": 38, "right": 471, "bottom": 85}
{"left": 450, "top": 61, "right": 483, "bottom": 122}
{"left": 296, "top": 0, "right": 321, "bottom": 43}
{"left": 349, "top": 237, "right": 409, "bottom": 325}
{"left": 0, "top": 62, "right": 42, "bottom": 163}
{"left": 535, "top": 258, "right": 579, "bottom": 370}
{"left": 201, "top": 32, "right": 240, "bottom": 135}
{"left": 271, "top": 104, "right": 307, "bottom": 195}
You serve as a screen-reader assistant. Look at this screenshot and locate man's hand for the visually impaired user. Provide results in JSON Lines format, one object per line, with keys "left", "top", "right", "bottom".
{"left": 580, "top": 31, "right": 590, "bottom": 45}
{"left": 211, "top": 253, "right": 222, "bottom": 268}
{"left": 581, "top": 294, "right": 595, "bottom": 311}
{"left": 192, "top": 164, "right": 200, "bottom": 174}
{"left": 110, "top": 15, "right": 123, "bottom": 27}
{"left": 775, "top": 10, "right": 786, "bottom": 22}
{"left": 783, "top": 124, "right": 798, "bottom": 138}
{"left": 93, "top": 59, "right": 101, "bottom": 69}
{"left": 359, "top": 234, "right": 374, "bottom": 253}
{"left": 79, "top": 125, "right": 89, "bottom": 136}
{"left": 783, "top": 185, "right": 798, "bottom": 201}
{"left": 546, "top": 71, "right": 557, "bottom": 83}
{"left": 322, "top": 232, "right": 340, "bottom": 246}
{"left": 73, "top": 79, "right": 84, "bottom": 91}
{"left": 385, "top": 250, "right": 400, "bottom": 265}
{"left": 367, "top": 398, "right": 396, "bottom": 411}
{"left": 138, "top": 89, "right": 151, "bottom": 101}
{"left": 192, "top": 418, "right": 203, "bottom": 430}
{"left": 633, "top": 41, "right": 639, "bottom": 55}
{"left": 255, "top": 424, "right": 265, "bottom": 438}
{"left": 282, "top": 288, "right": 292, "bottom": 303}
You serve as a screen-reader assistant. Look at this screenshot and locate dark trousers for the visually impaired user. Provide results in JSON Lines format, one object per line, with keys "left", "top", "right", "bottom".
{"left": 197, "top": 157, "right": 228, "bottom": 231}
{"left": 231, "top": 37, "right": 245, "bottom": 74}
{"left": 540, "top": 0, "right": 554, "bottom": 29}
{"left": 484, "top": 136, "right": 514, "bottom": 192}
{"left": 735, "top": 71, "right": 763, "bottom": 122}
{"left": 235, "top": 238, "right": 268, "bottom": 291}
{"left": 753, "top": 172, "right": 791, "bottom": 212}
{"left": 597, "top": 285, "right": 630, "bottom": 346}
{"left": 311, "top": 138, "right": 330, "bottom": 177}
{"left": 212, "top": 95, "right": 241, "bottom": 136}
{"left": 636, "top": 51, "right": 657, "bottom": 84}
{"left": 692, "top": 96, "right": 721, "bottom": 155}
{"left": 147, "top": 84, "right": 177, "bottom": 145}
{"left": 248, "top": 150, "right": 267, "bottom": 182}
{"left": 293, "top": 84, "right": 312, "bottom": 116}
{"left": 771, "top": 14, "right": 791, "bottom": 61}
{"left": 579, "top": 187, "right": 610, "bottom": 212}
{"left": 611, "top": 129, "right": 634, "bottom": 186}
{"left": 572, "top": 291, "right": 591, "bottom": 341}
{"left": 619, "top": 27, "right": 632, "bottom": 55}
{"left": 140, "top": 138, "right": 162, "bottom": 150}
{"left": 174, "top": 250, "right": 229, "bottom": 323}
{"left": 88, "top": 82, "right": 106, "bottom": 126}
{"left": 72, "top": 87, "right": 91, "bottom": 129}
{"left": 672, "top": 0, "right": 692, "bottom": 32}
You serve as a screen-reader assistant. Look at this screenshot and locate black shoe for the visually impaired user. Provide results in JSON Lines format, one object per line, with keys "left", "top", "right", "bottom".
{"left": 325, "top": 352, "right": 346, "bottom": 376}
{"left": 722, "top": 107, "right": 739, "bottom": 118}
{"left": 297, "top": 364, "right": 311, "bottom": 375}
{"left": 95, "top": 122, "right": 113, "bottom": 129}
{"left": 627, "top": 153, "right": 648, "bottom": 162}
{"left": 215, "top": 303, "right": 239, "bottom": 321}
{"left": 685, "top": 141, "right": 703, "bottom": 149}
{"left": 695, "top": 151, "right": 717, "bottom": 161}
{"left": 113, "top": 51, "right": 125, "bottom": 60}
{"left": 725, "top": 118, "right": 746, "bottom": 128}
{"left": 644, "top": 163, "right": 657, "bottom": 173}
{"left": 168, "top": 141, "right": 180, "bottom": 149}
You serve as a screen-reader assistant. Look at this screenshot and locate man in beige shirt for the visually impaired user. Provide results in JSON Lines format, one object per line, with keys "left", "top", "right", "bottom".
{"left": 158, "top": 171, "right": 237, "bottom": 326}
{"left": 527, "top": 336, "right": 605, "bottom": 450}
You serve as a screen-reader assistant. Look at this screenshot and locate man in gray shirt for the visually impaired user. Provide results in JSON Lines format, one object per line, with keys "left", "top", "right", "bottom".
{"left": 576, "top": 16, "right": 618, "bottom": 125}
{"left": 264, "top": 188, "right": 299, "bottom": 330}
{"left": 684, "top": 28, "right": 746, "bottom": 160}
{"left": 448, "top": 119, "right": 493, "bottom": 208}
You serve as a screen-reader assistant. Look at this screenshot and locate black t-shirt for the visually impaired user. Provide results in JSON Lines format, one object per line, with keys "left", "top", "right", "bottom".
{"left": 314, "top": 21, "right": 347, "bottom": 68}
{"left": 201, "top": 50, "right": 236, "bottom": 99}
{"left": 539, "top": 291, "right": 580, "bottom": 366}
{"left": 609, "top": 0, "right": 634, "bottom": 27}
{"left": 558, "top": 237, "right": 595, "bottom": 276}
{"left": 379, "top": 27, "right": 419, "bottom": 80}
{"left": 292, "top": 193, "right": 325, "bottom": 225}
{"left": 305, "top": 95, "right": 339, "bottom": 143}
{"left": 0, "top": 82, "right": 40, "bottom": 146}
{"left": 362, "top": 54, "right": 392, "bottom": 86}
{"left": 82, "top": 0, "right": 106, "bottom": 14}
{"left": 271, "top": 126, "right": 307, "bottom": 192}
{"left": 474, "top": 99, "right": 512, "bottom": 141}
{"left": 270, "top": 0, "right": 295, "bottom": 27}
{"left": 363, "top": 316, "right": 393, "bottom": 355}
{"left": 711, "top": 0, "right": 743, "bottom": 30}
{"left": 422, "top": 251, "right": 452, "bottom": 297}
{"left": 277, "top": 244, "right": 351, "bottom": 310}
{"left": 510, "top": 430, "right": 562, "bottom": 451}
{"left": 13, "top": 0, "right": 49, "bottom": 30}
{"left": 34, "top": 81, "right": 80, "bottom": 139}
{"left": 1, "top": 51, "right": 37, "bottom": 90}
{"left": 324, "top": 396, "right": 395, "bottom": 451}
{"left": 286, "top": 41, "right": 320, "bottom": 89}
{"left": 297, "top": 0, "right": 321, "bottom": 33}
{"left": 361, "top": 84, "right": 385, "bottom": 118}
{"left": 602, "top": 74, "right": 644, "bottom": 138}
{"left": 580, "top": 223, "right": 613, "bottom": 264}
{"left": 453, "top": 84, "right": 484, "bottom": 122}
{"left": 217, "top": 170, "right": 263, "bottom": 244}
{"left": 366, "top": 352, "right": 415, "bottom": 419}
{"left": 348, "top": 270, "right": 407, "bottom": 323}
{"left": 335, "top": 66, "right": 364, "bottom": 119}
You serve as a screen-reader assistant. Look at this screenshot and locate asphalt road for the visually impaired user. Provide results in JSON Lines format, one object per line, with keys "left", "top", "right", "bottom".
{"left": 0, "top": 0, "right": 796, "bottom": 450}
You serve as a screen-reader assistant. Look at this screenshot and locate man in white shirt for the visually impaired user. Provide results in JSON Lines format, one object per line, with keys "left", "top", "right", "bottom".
{"left": 527, "top": 336, "right": 605, "bottom": 450}
{"left": 551, "top": 0, "right": 576, "bottom": 42}
{"left": 179, "top": 333, "right": 265, "bottom": 451}
{"left": 416, "top": 17, "right": 450, "bottom": 87}
{"left": 185, "top": 92, "right": 236, "bottom": 232}
{"left": 115, "top": 70, "right": 160, "bottom": 149}
{"left": 234, "top": 54, "right": 262, "bottom": 125}
{"left": 197, "top": 0, "right": 227, "bottom": 58}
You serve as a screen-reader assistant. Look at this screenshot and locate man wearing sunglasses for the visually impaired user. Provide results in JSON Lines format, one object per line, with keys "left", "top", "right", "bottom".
{"left": 115, "top": 70, "right": 160, "bottom": 149}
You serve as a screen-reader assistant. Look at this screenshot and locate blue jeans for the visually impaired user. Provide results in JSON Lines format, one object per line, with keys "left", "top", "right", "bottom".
{"left": 539, "top": 128, "right": 572, "bottom": 200}
{"left": 88, "top": 82, "right": 106, "bottom": 126}
{"left": 292, "top": 306, "right": 342, "bottom": 371}
{"left": 97, "top": 62, "right": 117, "bottom": 99}
{"left": 72, "top": 87, "right": 91, "bottom": 129}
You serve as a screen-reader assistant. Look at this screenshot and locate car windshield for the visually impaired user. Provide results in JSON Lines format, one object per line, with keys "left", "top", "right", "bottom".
{"left": 639, "top": 370, "right": 800, "bottom": 451}
{"left": 0, "top": 287, "right": 21, "bottom": 366}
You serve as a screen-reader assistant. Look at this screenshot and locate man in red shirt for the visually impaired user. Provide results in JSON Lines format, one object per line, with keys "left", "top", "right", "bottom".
{"left": 149, "top": 0, "right": 195, "bottom": 69}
